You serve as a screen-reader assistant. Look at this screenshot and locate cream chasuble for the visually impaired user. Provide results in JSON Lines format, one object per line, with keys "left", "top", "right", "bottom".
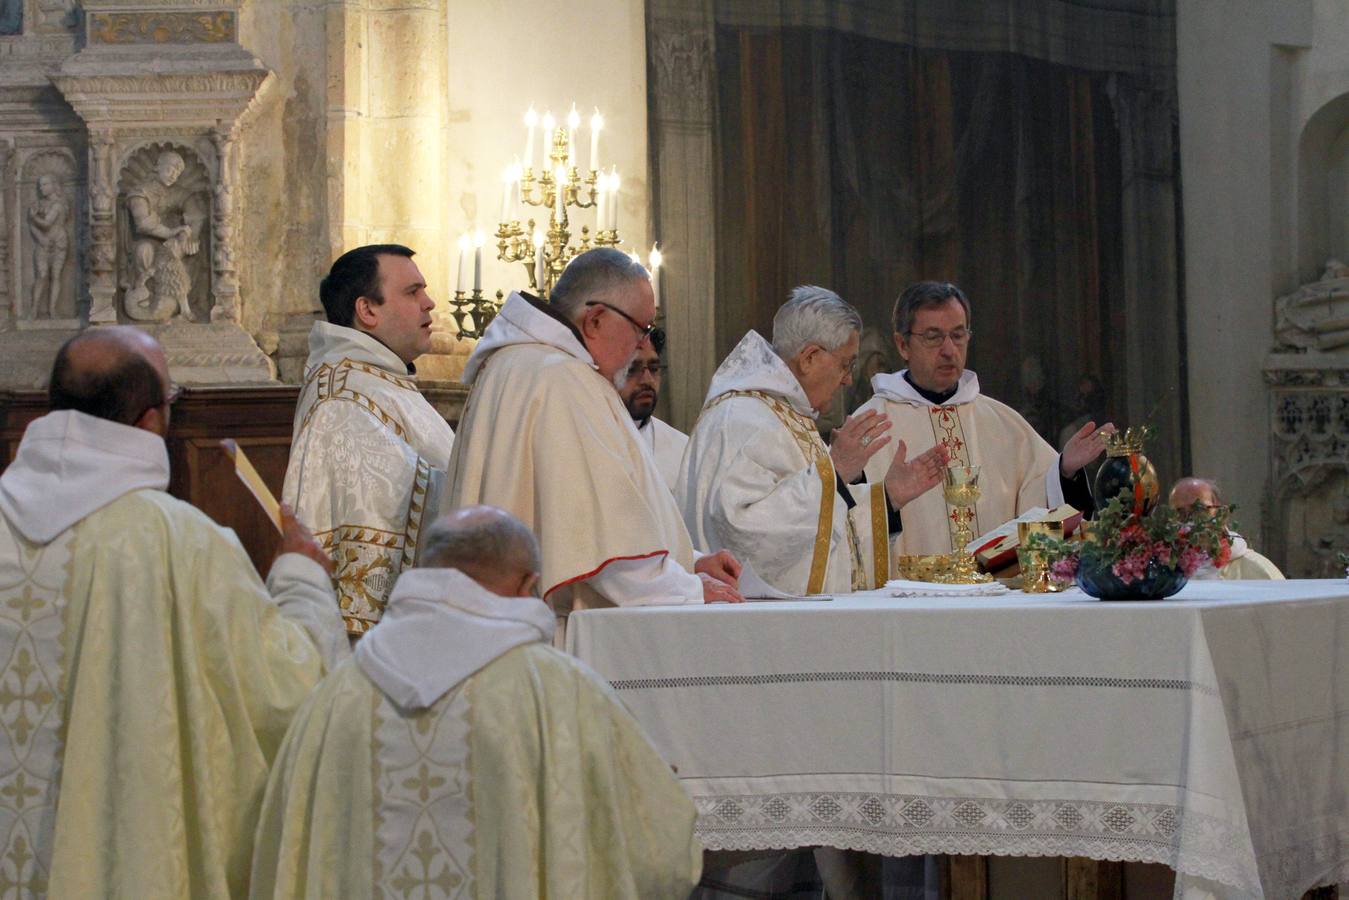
{"left": 677, "top": 331, "right": 890, "bottom": 594}
{"left": 250, "top": 570, "right": 702, "bottom": 900}
{"left": 639, "top": 416, "right": 689, "bottom": 493}
{"left": 284, "top": 322, "right": 455, "bottom": 636}
{"left": 443, "top": 293, "right": 697, "bottom": 619}
{"left": 0, "top": 411, "right": 342, "bottom": 899}
{"left": 858, "top": 370, "right": 1064, "bottom": 556}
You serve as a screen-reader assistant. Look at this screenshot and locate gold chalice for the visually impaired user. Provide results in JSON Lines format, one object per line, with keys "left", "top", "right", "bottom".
{"left": 939, "top": 464, "right": 993, "bottom": 584}
{"left": 1017, "top": 520, "right": 1064, "bottom": 593}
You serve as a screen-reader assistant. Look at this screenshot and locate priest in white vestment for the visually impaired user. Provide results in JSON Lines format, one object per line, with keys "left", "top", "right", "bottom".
{"left": 1169, "top": 477, "right": 1285, "bottom": 580}
{"left": 0, "top": 327, "right": 347, "bottom": 898}
{"left": 283, "top": 244, "right": 455, "bottom": 636}
{"left": 443, "top": 248, "right": 741, "bottom": 634}
{"left": 618, "top": 326, "right": 689, "bottom": 491}
{"left": 858, "top": 281, "right": 1110, "bottom": 556}
{"left": 251, "top": 506, "right": 703, "bottom": 899}
{"left": 678, "top": 286, "right": 950, "bottom": 596}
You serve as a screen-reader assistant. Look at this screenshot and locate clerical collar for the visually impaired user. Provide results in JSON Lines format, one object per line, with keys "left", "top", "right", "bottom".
{"left": 903, "top": 371, "right": 958, "bottom": 405}
{"left": 522, "top": 292, "right": 586, "bottom": 347}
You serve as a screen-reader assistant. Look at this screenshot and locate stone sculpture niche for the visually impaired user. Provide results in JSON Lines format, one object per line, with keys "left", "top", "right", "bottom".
{"left": 19, "top": 151, "right": 79, "bottom": 325}
{"left": 117, "top": 143, "right": 210, "bottom": 323}
{"left": 1274, "top": 259, "right": 1349, "bottom": 351}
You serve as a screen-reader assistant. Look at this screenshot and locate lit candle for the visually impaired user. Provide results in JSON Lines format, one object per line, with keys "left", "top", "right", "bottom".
{"left": 522, "top": 106, "right": 537, "bottom": 171}
{"left": 608, "top": 168, "right": 621, "bottom": 233}
{"left": 594, "top": 172, "right": 609, "bottom": 236}
{"left": 589, "top": 109, "right": 603, "bottom": 173}
{"left": 649, "top": 244, "right": 662, "bottom": 309}
{"left": 533, "top": 228, "right": 546, "bottom": 292}
{"left": 473, "top": 229, "right": 484, "bottom": 292}
{"left": 499, "top": 166, "right": 514, "bottom": 224}
{"left": 627, "top": 249, "right": 641, "bottom": 265}
{"left": 554, "top": 165, "right": 567, "bottom": 220}
{"left": 456, "top": 234, "right": 471, "bottom": 293}
{"left": 566, "top": 103, "right": 580, "bottom": 169}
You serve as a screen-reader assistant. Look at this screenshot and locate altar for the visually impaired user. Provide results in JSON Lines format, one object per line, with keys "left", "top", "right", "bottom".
{"left": 567, "top": 581, "right": 1349, "bottom": 899}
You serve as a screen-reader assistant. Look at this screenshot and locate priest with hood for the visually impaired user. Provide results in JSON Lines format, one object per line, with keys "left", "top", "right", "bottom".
{"left": 677, "top": 286, "right": 950, "bottom": 595}
{"left": 857, "top": 281, "right": 1109, "bottom": 556}
{"left": 283, "top": 244, "right": 455, "bottom": 637}
{"left": 250, "top": 506, "right": 703, "bottom": 899}
{"left": 442, "top": 247, "right": 741, "bottom": 638}
{"left": 0, "top": 326, "right": 347, "bottom": 898}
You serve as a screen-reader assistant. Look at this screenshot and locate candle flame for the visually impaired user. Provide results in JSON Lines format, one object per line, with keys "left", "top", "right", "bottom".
{"left": 524, "top": 106, "right": 538, "bottom": 127}
{"left": 567, "top": 103, "right": 580, "bottom": 129}
{"left": 590, "top": 109, "right": 604, "bottom": 131}
{"left": 457, "top": 234, "right": 470, "bottom": 251}
{"left": 649, "top": 244, "right": 662, "bottom": 269}
{"left": 473, "top": 229, "right": 485, "bottom": 247}
{"left": 532, "top": 228, "right": 545, "bottom": 248}
{"left": 541, "top": 111, "right": 555, "bottom": 131}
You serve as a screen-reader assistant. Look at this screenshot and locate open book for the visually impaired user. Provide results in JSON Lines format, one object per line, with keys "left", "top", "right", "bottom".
{"left": 966, "top": 504, "right": 1083, "bottom": 572}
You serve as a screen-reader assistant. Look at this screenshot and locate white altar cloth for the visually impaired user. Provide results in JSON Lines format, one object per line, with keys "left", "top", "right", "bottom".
{"left": 566, "top": 580, "right": 1349, "bottom": 899}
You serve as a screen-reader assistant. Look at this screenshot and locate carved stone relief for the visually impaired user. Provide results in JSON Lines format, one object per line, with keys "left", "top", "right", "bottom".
{"left": 116, "top": 142, "right": 210, "bottom": 323}
{"left": 1275, "top": 259, "right": 1349, "bottom": 351}
{"left": 18, "top": 149, "right": 79, "bottom": 324}
{"left": 88, "top": 11, "right": 236, "bottom": 44}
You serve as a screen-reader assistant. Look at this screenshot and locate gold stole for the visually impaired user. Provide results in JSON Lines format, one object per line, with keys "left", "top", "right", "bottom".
{"left": 703, "top": 391, "right": 864, "bottom": 593}
{"left": 927, "top": 405, "right": 979, "bottom": 551}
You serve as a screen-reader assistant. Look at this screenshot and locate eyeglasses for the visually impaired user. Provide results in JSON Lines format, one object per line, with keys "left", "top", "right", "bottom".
{"left": 166, "top": 382, "right": 183, "bottom": 405}
{"left": 585, "top": 301, "right": 656, "bottom": 340}
{"left": 626, "top": 362, "right": 665, "bottom": 378}
{"left": 907, "top": 327, "right": 972, "bottom": 349}
{"left": 810, "top": 344, "right": 859, "bottom": 377}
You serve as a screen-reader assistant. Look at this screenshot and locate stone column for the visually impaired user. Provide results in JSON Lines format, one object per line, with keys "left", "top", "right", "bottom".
{"left": 647, "top": 0, "right": 718, "bottom": 431}
{"left": 86, "top": 127, "right": 117, "bottom": 324}
{"left": 210, "top": 124, "right": 240, "bottom": 323}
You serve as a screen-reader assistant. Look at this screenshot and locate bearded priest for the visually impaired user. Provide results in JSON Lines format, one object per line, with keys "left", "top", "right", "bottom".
{"left": 857, "top": 281, "right": 1110, "bottom": 556}
{"left": 442, "top": 248, "right": 741, "bottom": 640}
{"left": 677, "top": 287, "right": 950, "bottom": 595}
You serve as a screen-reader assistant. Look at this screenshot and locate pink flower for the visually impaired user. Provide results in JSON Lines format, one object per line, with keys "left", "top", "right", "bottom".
{"left": 1050, "top": 557, "right": 1079, "bottom": 582}
{"left": 1177, "top": 545, "right": 1210, "bottom": 577}
{"left": 1111, "top": 552, "right": 1149, "bottom": 585}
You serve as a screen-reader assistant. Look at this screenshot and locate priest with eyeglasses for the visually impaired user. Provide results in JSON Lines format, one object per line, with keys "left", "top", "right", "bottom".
{"left": 855, "top": 281, "right": 1112, "bottom": 556}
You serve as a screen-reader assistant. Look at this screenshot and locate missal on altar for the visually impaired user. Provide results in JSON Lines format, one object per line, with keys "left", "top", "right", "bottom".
{"left": 969, "top": 504, "right": 1083, "bottom": 572}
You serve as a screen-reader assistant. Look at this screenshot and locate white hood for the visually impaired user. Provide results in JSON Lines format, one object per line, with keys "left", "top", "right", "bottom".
{"left": 306, "top": 321, "right": 410, "bottom": 378}
{"left": 355, "top": 567, "right": 555, "bottom": 710}
{"left": 0, "top": 410, "right": 170, "bottom": 544}
{"left": 462, "top": 292, "right": 594, "bottom": 385}
{"left": 872, "top": 369, "right": 981, "bottom": 407}
{"left": 705, "top": 330, "right": 816, "bottom": 419}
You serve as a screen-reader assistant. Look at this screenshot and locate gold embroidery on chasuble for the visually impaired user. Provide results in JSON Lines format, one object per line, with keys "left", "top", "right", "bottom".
{"left": 703, "top": 391, "right": 863, "bottom": 593}
{"left": 373, "top": 681, "right": 476, "bottom": 900}
{"left": 869, "top": 483, "right": 890, "bottom": 586}
{"left": 302, "top": 359, "right": 430, "bottom": 636}
{"left": 0, "top": 523, "right": 73, "bottom": 896}
{"left": 927, "top": 405, "right": 978, "bottom": 551}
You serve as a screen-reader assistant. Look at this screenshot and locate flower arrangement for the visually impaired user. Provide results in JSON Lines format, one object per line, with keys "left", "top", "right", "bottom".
{"left": 1027, "top": 491, "right": 1232, "bottom": 598}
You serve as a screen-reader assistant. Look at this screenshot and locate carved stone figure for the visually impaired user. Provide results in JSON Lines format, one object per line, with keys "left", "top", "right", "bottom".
{"left": 1275, "top": 260, "right": 1349, "bottom": 351}
{"left": 28, "top": 174, "right": 69, "bottom": 319}
{"left": 122, "top": 149, "right": 206, "bottom": 322}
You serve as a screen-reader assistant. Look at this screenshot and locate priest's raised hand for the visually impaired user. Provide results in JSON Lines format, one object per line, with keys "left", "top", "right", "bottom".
{"left": 829, "top": 409, "right": 893, "bottom": 482}
{"left": 884, "top": 440, "right": 952, "bottom": 508}
{"left": 1060, "top": 420, "right": 1116, "bottom": 477}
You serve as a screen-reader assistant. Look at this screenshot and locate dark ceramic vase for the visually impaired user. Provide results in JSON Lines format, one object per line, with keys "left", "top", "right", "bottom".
{"left": 1075, "top": 558, "right": 1188, "bottom": 601}
{"left": 1092, "top": 451, "right": 1160, "bottom": 514}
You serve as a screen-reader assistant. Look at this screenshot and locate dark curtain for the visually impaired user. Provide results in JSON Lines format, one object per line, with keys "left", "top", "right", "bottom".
{"left": 712, "top": 27, "right": 1180, "bottom": 467}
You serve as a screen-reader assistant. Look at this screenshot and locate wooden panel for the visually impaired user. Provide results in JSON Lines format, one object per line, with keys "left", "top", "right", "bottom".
{"left": 0, "top": 382, "right": 465, "bottom": 577}
{"left": 1064, "top": 858, "right": 1122, "bottom": 900}
{"left": 943, "top": 855, "right": 989, "bottom": 900}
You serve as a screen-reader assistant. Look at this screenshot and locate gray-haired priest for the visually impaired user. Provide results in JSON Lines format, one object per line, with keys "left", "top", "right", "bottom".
{"left": 677, "top": 286, "right": 950, "bottom": 595}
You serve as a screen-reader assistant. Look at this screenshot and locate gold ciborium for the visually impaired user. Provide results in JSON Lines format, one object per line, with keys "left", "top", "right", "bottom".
{"left": 1017, "top": 520, "right": 1064, "bottom": 593}
{"left": 938, "top": 464, "right": 993, "bottom": 584}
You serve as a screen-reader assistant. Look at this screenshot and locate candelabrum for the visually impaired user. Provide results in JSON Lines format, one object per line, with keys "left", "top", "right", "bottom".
{"left": 446, "top": 287, "right": 501, "bottom": 341}
{"left": 939, "top": 464, "right": 994, "bottom": 584}
{"left": 496, "top": 111, "right": 623, "bottom": 300}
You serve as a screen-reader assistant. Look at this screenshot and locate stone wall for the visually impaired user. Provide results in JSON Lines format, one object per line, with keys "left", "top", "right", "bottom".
{"left": 1178, "top": 0, "right": 1349, "bottom": 571}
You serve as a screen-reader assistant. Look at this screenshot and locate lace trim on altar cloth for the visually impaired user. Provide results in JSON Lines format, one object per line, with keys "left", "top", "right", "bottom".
{"left": 691, "top": 790, "right": 1349, "bottom": 899}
